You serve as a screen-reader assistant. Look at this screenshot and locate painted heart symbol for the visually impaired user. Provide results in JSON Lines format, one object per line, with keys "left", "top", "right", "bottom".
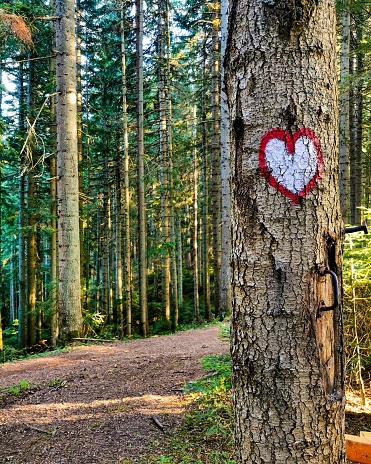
{"left": 259, "top": 128, "right": 323, "bottom": 203}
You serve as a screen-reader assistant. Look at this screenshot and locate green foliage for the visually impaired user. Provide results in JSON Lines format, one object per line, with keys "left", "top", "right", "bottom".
{"left": 343, "top": 210, "right": 371, "bottom": 384}
{"left": 0, "top": 379, "right": 40, "bottom": 399}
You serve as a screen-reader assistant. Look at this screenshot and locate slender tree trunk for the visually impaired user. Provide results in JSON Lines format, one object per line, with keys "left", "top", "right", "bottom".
{"left": 192, "top": 107, "right": 200, "bottom": 322}
{"left": 339, "top": 8, "right": 350, "bottom": 223}
{"left": 210, "top": 3, "right": 222, "bottom": 318}
{"left": 76, "top": 0, "right": 85, "bottom": 299}
{"left": 120, "top": 5, "right": 132, "bottom": 337}
{"left": 353, "top": 26, "right": 363, "bottom": 225}
{"left": 158, "top": 0, "right": 171, "bottom": 322}
{"left": 18, "top": 60, "right": 27, "bottom": 349}
{"left": 102, "top": 148, "right": 110, "bottom": 320}
{"left": 220, "top": 0, "right": 231, "bottom": 319}
{"left": 136, "top": 0, "right": 148, "bottom": 336}
{"left": 56, "top": 0, "right": 82, "bottom": 340}
{"left": 26, "top": 59, "right": 36, "bottom": 347}
{"left": 10, "top": 246, "right": 15, "bottom": 323}
{"left": 49, "top": 6, "right": 58, "bottom": 347}
{"left": 225, "top": 0, "right": 345, "bottom": 461}
{"left": 176, "top": 215, "right": 183, "bottom": 306}
{"left": 27, "top": 167, "right": 36, "bottom": 347}
{"left": 201, "top": 42, "right": 211, "bottom": 321}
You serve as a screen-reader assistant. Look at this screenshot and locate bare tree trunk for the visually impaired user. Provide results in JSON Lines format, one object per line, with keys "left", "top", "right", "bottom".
{"left": 136, "top": 0, "right": 148, "bottom": 336}
{"left": 210, "top": 2, "right": 222, "bottom": 318}
{"left": 56, "top": 0, "right": 82, "bottom": 340}
{"left": 49, "top": 4, "right": 58, "bottom": 347}
{"left": 176, "top": 215, "right": 183, "bottom": 306}
{"left": 120, "top": 5, "right": 132, "bottom": 337}
{"left": 201, "top": 42, "right": 211, "bottom": 321}
{"left": 76, "top": 0, "right": 85, "bottom": 295}
{"left": 339, "top": 8, "right": 350, "bottom": 223}
{"left": 225, "top": 0, "right": 345, "bottom": 460}
{"left": 354, "top": 26, "right": 363, "bottom": 225}
{"left": 158, "top": 0, "right": 171, "bottom": 322}
{"left": 220, "top": 0, "right": 231, "bottom": 319}
{"left": 26, "top": 59, "right": 36, "bottom": 347}
{"left": 192, "top": 106, "right": 200, "bottom": 322}
{"left": 18, "top": 59, "right": 27, "bottom": 349}
{"left": 102, "top": 148, "right": 110, "bottom": 320}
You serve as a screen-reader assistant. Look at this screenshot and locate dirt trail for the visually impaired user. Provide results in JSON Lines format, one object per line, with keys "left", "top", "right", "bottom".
{"left": 0, "top": 325, "right": 228, "bottom": 464}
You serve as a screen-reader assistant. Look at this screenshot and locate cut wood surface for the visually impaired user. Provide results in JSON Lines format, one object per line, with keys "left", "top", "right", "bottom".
{"left": 346, "top": 433, "right": 371, "bottom": 463}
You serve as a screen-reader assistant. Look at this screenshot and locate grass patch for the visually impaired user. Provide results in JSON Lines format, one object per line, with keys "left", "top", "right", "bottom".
{"left": 0, "top": 379, "right": 40, "bottom": 402}
{"left": 120, "top": 353, "right": 235, "bottom": 464}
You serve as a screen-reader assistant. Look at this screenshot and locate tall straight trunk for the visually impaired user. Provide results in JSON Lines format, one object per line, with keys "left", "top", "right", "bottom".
{"left": 201, "top": 40, "right": 211, "bottom": 321}
{"left": 49, "top": 2, "right": 58, "bottom": 347}
{"left": 27, "top": 167, "right": 36, "bottom": 347}
{"left": 225, "top": 0, "right": 345, "bottom": 461}
{"left": 176, "top": 215, "right": 183, "bottom": 306}
{"left": 26, "top": 58, "right": 36, "bottom": 347}
{"left": 136, "top": 0, "right": 148, "bottom": 336}
{"left": 192, "top": 107, "right": 200, "bottom": 321}
{"left": 349, "top": 44, "right": 356, "bottom": 225}
{"left": 35, "top": 227, "right": 43, "bottom": 343}
{"left": 18, "top": 60, "right": 27, "bottom": 349}
{"left": 339, "top": 8, "right": 350, "bottom": 223}
{"left": 102, "top": 148, "right": 110, "bottom": 320}
{"left": 76, "top": 0, "right": 85, "bottom": 294}
{"left": 220, "top": 0, "right": 231, "bottom": 319}
{"left": 120, "top": 5, "right": 132, "bottom": 337}
{"left": 210, "top": 3, "right": 222, "bottom": 318}
{"left": 353, "top": 26, "right": 363, "bottom": 225}
{"left": 56, "top": 0, "right": 82, "bottom": 340}
{"left": 158, "top": 0, "right": 171, "bottom": 322}
{"left": 164, "top": 0, "right": 178, "bottom": 330}
{"left": 10, "top": 246, "right": 15, "bottom": 323}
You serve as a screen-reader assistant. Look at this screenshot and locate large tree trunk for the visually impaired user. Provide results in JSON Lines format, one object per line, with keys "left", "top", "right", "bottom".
{"left": 56, "top": 0, "right": 82, "bottom": 340}
{"left": 225, "top": 0, "right": 345, "bottom": 461}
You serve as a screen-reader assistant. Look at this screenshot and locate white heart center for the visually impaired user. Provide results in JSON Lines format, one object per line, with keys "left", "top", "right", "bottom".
{"left": 264, "top": 136, "right": 318, "bottom": 194}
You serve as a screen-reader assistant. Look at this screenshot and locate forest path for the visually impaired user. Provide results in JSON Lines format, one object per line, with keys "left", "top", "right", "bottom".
{"left": 0, "top": 325, "right": 228, "bottom": 464}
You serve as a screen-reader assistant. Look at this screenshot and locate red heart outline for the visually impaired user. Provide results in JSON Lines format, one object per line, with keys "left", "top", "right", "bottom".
{"left": 258, "top": 127, "right": 323, "bottom": 203}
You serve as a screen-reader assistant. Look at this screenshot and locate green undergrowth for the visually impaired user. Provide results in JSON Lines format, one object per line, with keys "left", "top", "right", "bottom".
{"left": 120, "top": 352, "right": 235, "bottom": 464}
{"left": 0, "top": 379, "right": 40, "bottom": 404}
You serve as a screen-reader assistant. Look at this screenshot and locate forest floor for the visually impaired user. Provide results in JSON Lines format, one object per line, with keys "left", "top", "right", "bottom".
{"left": 1, "top": 325, "right": 371, "bottom": 464}
{"left": 0, "top": 325, "right": 229, "bottom": 464}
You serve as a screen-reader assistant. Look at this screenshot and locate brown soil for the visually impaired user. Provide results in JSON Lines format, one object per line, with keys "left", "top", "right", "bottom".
{"left": 0, "top": 325, "right": 228, "bottom": 464}
{"left": 1, "top": 326, "right": 371, "bottom": 464}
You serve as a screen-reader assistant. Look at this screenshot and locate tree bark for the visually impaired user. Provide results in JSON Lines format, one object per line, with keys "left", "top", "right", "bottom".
{"left": 158, "top": 0, "right": 171, "bottom": 322}
{"left": 56, "top": 0, "right": 82, "bottom": 340}
{"left": 192, "top": 106, "right": 200, "bottom": 322}
{"left": 339, "top": 8, "right": 350, "bottom": 223}
{"left": 210, "top": 2, "right": 222, "bottom": 318}
{"left": 18, "top": 59, "right": 27, "bottom": 349}
{"left": 120, "top": 5, "right": 132, "bottom": 337}
{"left": 225, "top": 0, "right": 345, "bottom": 461}
{"left": 220, "top": 0, "right": 231, "bottom": 319}
{"left": 201, "top": 41, "right": 211, "bottom": 321}
{"left": 136, "top": 0, "right": 148, "bottom": 336}
{"left": 49, "top": 1, "right": 58, "bottom": 348}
